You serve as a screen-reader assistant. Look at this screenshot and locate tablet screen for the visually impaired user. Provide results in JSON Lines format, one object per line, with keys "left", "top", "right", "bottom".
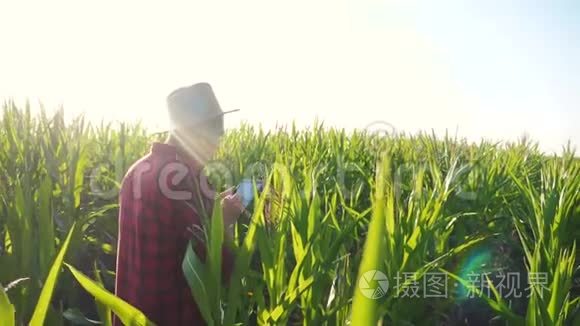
{"left": 237, "top": 179, "right": 262, "bottom": 207}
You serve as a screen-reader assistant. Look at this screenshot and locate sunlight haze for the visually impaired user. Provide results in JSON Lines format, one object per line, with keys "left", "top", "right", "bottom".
{"left": 1, "top": 0, "right": 578, "bottom": 154}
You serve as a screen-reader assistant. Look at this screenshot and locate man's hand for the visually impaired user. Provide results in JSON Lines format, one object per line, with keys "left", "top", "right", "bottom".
{"left": 221, "top": 191, "right": 244, "bottom": 234}
{"left": 219, "top": 186, "right": 237, "bottom": 199}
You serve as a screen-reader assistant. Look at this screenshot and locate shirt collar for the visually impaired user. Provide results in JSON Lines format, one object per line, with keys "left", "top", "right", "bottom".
{"left": 151, "top": 142, "right": 203, "bottom": 172}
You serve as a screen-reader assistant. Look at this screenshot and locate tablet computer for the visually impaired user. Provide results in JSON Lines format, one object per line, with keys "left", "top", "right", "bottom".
{"left": 235, "top": 179, "right": 264, "bottom": 207}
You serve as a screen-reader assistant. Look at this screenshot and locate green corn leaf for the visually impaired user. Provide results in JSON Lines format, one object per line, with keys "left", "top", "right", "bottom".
{"left": 208, "top": 198, "right": 224, "bottom": 320}
{"left": 290, "top": 222, "right": 305, "bottom": 262}
{"left": 65, "top": 263, "right": 156, "bottom": 326}
{"left": 223, "top": 173, "right": 271, "bottom": 325}
{"left": 30, "top": 222, "right": 76, "bottom": 326}
{"left": 37, "top": 176, "right": 56, "bottom": 279}
{"left": 62, "top": 308, "right": 101, "bottom": 325}
{"left": 93, "top": 262, "right": 113, "bottom": 326}
{"left": 182, "top": 241, "right": 214, "bottom": 326}
{"left": 443, "top": 269, "right": 524, "bottom": 326}
{"left": 351, "top": 155, "right": 390, "bottom": 325}
{"left": 0, "top": 286, "right": 15, "bottom": 326}
{"left": 260, "top": 275, "right": 315, "bottom": 323}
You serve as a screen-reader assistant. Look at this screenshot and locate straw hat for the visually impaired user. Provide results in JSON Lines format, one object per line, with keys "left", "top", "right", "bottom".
{"left": 165, "top": 82, "right": 238, "bottom": 132}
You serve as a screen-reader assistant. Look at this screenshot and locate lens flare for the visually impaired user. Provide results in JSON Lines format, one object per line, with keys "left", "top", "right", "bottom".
{"left": 451, "top": 247, "right": 494, "bottom": 302}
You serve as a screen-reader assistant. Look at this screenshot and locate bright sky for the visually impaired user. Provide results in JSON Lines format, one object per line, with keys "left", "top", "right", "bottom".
{"left": 1, "top": 0, "right": 579, "bottom": 154}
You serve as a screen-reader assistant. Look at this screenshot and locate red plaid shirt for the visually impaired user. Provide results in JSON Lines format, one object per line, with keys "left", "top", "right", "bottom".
{"left": 113, "top": 142, "right": 233, "bottom": 326}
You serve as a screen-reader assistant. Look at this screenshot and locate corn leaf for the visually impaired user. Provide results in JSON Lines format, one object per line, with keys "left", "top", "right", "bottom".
{"left": 29, "top": 222, "right": 76, "bottom": 326}
{"left": 182, "top": 241, "right": 214, "bottom": 326}
{"left": 65, "top": 263, "right": 156, "bottom": 326}
{"left": 0, "top": 286, "right": 15, "bottom": 326}
{"left": 351, "top": 155, "right": 390, "bottom": 325}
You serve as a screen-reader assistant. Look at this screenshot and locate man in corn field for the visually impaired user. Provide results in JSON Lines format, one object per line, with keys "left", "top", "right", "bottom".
{"left": 114, "top": 83, "right": 243, "bottom": 325}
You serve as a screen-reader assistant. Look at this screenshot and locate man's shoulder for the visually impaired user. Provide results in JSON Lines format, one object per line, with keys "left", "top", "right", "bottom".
{"left": 125, "top": 154, "right": 153, "bottom": 177}
{"left": 120, "top": 150, "right": 187, "bottom": 195}
{"left": 121, "top": 152, "right": 163, "bottom": 189}
{"left": 119, "top": 153, "right": 160, "bottom": 201}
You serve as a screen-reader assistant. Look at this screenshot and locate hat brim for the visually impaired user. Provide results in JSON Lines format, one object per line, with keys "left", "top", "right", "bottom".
{"left": 152, "top": 109, "right": 240, "bottom": 134}
{"left": 221, "top": 109, "right": 240, "bottom": 115}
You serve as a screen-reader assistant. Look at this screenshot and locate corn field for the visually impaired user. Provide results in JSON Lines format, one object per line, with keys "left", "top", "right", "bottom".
{"left": 0, "top": 102, "right": 579, "bottom": 325}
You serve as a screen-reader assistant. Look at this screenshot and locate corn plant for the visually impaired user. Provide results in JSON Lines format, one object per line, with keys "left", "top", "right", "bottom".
{"left": 1, "top": 102, "right": 579, "bottom": 325}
